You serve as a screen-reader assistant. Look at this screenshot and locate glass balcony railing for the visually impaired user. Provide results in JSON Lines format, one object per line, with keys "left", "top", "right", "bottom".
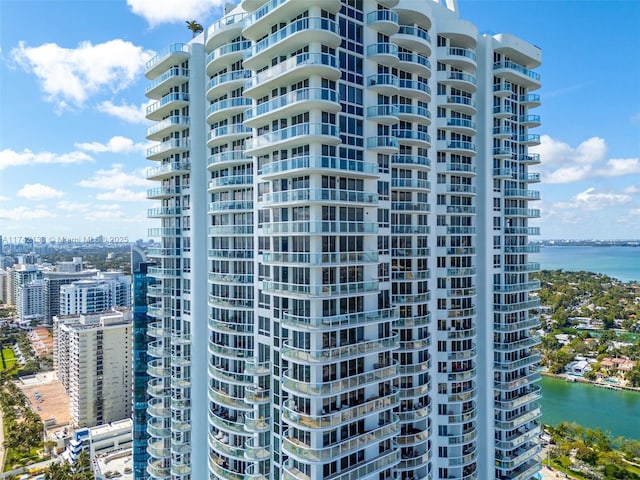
{"left": 397, "top": 25, "right": 430, "bottom": 44}
{"left": 245, "top": 88, "right": 338, "bottom": 121}
{"left": 494, "top": 61, "right": 541, "bottom": 82}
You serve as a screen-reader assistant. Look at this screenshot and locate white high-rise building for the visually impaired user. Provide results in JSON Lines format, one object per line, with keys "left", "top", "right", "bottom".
{"left": 59, "top": 271, "right": 131, "bottom": 316}
{"left": 53, "top": 309, "right": 133, "bottom": 428}
{"left": 144, "top": 1, "right": 542, "bottom": 479}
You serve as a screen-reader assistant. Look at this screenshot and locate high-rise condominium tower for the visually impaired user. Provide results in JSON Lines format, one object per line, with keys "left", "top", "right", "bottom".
{"left": 143, "top": 1, "right": 542, "bottom": 479}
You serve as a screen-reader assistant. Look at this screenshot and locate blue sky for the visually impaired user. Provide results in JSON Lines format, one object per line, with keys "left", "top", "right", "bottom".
{"left": 0, "top": 0, "right": 639, "bottom": 241}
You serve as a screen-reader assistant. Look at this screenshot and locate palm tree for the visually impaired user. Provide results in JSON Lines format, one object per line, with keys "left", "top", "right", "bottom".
{"left": 186, "top": 20, "right": 203, "bottom": 37}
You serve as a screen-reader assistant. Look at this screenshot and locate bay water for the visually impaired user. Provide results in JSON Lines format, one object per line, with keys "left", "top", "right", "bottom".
{"left": 530, "top": 245, "right": 640, "bottom": 439}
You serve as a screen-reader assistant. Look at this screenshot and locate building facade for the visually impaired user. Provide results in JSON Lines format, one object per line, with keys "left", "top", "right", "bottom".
{"left": 54, "top": 310, "right": 133, "bottom": 428}
{"left": 44, "top": 268, "right": 100, "bottom": 323}
{"left": 144, "top": 1, "right": 541, "bottom": 479}
{"left": 59, "top": 272, "right": 131, "bottom": 316}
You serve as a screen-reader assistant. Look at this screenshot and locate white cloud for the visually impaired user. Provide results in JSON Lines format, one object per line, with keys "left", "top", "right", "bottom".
{"left": 75, "top": 136, "right": 146, "bottom": 154}
{"left": 95, "top": 188, "right": 147, "bottom": 202}
{"left": 0, "top": 206, "right": 56, "bottom": 221}
{"left": 11, "top": 40, "right": 154, "bottom": 109}
{"left": 0, "top": 148, "right": 93, "bottom": 170}
{"left": 0, "top": 195, "right": 9, "bottom": 202}
{"left": 56, "top": 200, "right": 93, "bottom": 212}
{"left": 595, "top": 158, "right": 640, "bottom": 177}
{"left": 16, "top": 183, "right": 64, "bottom": 200}
{"left": 127, "top": 0, "right": 226, "bottom": 26}
{"left": 97, "top": 100, "right": 151, "bottom": 124}
{"left": 78, "top": 164, "right": 147, "bottom": 190}
{"left": 570, "top": 187, "right": 631, "bottom": 210}
{"left": 623, "top": 185, "right": 640, "bottom": 195}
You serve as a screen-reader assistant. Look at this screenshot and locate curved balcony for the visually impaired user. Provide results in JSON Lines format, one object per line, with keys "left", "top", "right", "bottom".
{"left": 437, "top": 140, "right": 477, "bottom": 156}
{"left": 391, "top": 178, "right": 430, "bottom": 191}
{"left": 519, "top": 114, "right": 541, "bottom": 127}
{"left": 393, "top": 128, "right": 430, "bottom": 148}
{"left": 398, "top": 79, "right": 431, "bottom": 102}
{"left": 437, "top": 70, "right": 476, "bottom": 92}
{"left": 245, "top": 88, "right": 339, "bottom": 127}
{"left": 391, "top": 224, "right": 430, "bottom": 235}
{"left": 437, "top": 46, "right": 477, "bottom": 71}
{"left": 244, "top": 438, "right": 270, "bottom": 462}
{"left": 208, "top": 316, "right": 254, "bottom": 336}
{"left": 207, "top": 150, "right": 251, "bottom": 169}
{"left": 146, "top": 161, "right": 190, "bottom": 181}
{"left": 208, "top": 386, "right": 252, "bottom": 411}
{"left": 207, "top": 70, "right": 252, "bottom": 101}
{"left": 244, "top": 52, "right": 340, "bottom": 98}
{"left": 398, "top": 104, "right": 431, "bottom": 124}
{"left": 493, "top": 104, "right": 513, "bottom": 118}
{"left": 146, "top": 115, "right": 190, "bottom": 141}
{"left": 145, "top": 43, "right": 189, "bottom": 79}
{"left": 397, "top": 450, "right": 431, "bottom": 471}
{"left": 260, "top": 155, "right": 377, "bottom": 178}
{"left": 366, "top": 73, "right": 399, "bottom": 95}
{"left": 282, "top": 334, "right": 398, "bottom": 364}
{"left": 282, "top": 307, "right": 397, "bottom": 331}
{"left": 282, "top": 419, "right": 399, "bottom": 463}
{"left": 146, "top": 92, "right": 190, "bottom": 121}
{"left": 205, "top": 12, "right": 246, "bottom": 50}
{"left": 494, "top": 61, "right": 541, "bottom": 89}
{"left": 367, "top": 9, "right": 399, "bottom": 35}
{"left": 439, "top": 95, "right": 476, "bottom": 115}
{"left": 259, "top": 220, "right": 377, "bottom": 235}
{"left": 438, "top": 117, "right": 476, "bottom": 135}
{"left": 518, "top": 134, "right": 540, "bottom": 146}
{"left": 243, "top": 0, "right": 341, "bottom": 40}
{"left": 367, "top": 42, "right": 399, "bottom": 67}
{"left": 493, "top": 82, "right": 513, "bottom": 97}
{"left": 146, "top": 186, "right": 180, "bottom": 200}
{"left": 207, "top": 124, "right": 252, "bottom": 147}
{"left": 492, "top": 126, "right": 513, "bottom": 139}
{"left": 518, "top": 153, "right": 541, "bottom": 165}
{"left": 206, "top": 97, "right": 252, "bottom": 125}
{"left": 146, "top": 139, "right": 190, "bottom": 161}
{"left": 392, "top": 154, "right": 430, "bottom": 169}
{"left": 244, "top": 411, "right": 270, "bottom": 433}
{"left": 392, "top": 25, "right": 431, "bottom": 54}
{"left": 367, "top": 104, "right": 399, "bottom": 124}
{"left": 208, "top": 175, "right": 253, "bottom": 192}
{"left": 262, "top": 250, "right": 378, "bottom": 266}
{"left": 282, "top": 362, "right": 397, "bottom": 397}
{"left": 206, "top": 40, "right": 251, "bottom": 76}
{"left": 367, "top": 135, "right": 398, "bottom": 153}
{"left": 249, "top": 124, "right": 339, "bottom": 156}
{"left": 243, "top": 17, "right": 340, "bottom": 69}
{"left": 520, "top": 93, "right": 541, "bottom": 107}
{"left": 262, "top": 279, "right": 379, "bottom": 297}
{"left": 493, "top": 146, "right": 513, "bottom": 159}
{"left": 397, "top": 427, "right": 430, "bottom": 448}
{"left": 146, "top": 67, "right": 189, "bottom": 99}
{"left": 397, "top": 52, "right": 431, "bottom": 76}
{"left": 504, "top": 189, "right": 540, "bottom": 200}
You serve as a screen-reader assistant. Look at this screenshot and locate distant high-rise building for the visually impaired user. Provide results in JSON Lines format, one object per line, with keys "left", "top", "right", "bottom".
{"left": 54, "top": 309, "right": 133, "bottom": 428}
{"left": 59, "top": 272, "right": 131, "bottom": 316}
{"left": 43, "top": 267, "right": 100, "bottom": 323}
{"left": 17, "top": 278, "right": 46, "bottom": 325}
{"left": 144, "top": 1, "right": 542, "bottom": 479}
{"left": 131, "top": 246, "right": 157, "bottom": 480}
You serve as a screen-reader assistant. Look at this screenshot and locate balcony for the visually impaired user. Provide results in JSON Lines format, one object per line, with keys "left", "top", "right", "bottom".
{"left": 281, "top": 307, "right": 397, "bottom": 330}
{"left": 437, "top": 71, "right": 476, "bottom": 91}
{"left": 244, "top": 17, "right": 340, "bottom": 69}
{"left": 260, "top": 155, "right": 377, "bottom": 178}
{"left": 493, "top": 82, "right": 513, "bottom": 97}
{"left": 438, "top": 140, "right": 477, "bottom": 155}
{"left": 398, "top": 104, "right": 431, "bottom": 123}
{"left": 493, "top": 104, "right": 513, "bottom": 118}
{"left": 493, "top": 61, "right": 541, "bottom": 89}
{"left": 504, "top": 189, "right": 540, "bottom": 200}
{"left": 207, "top": 150, "right": 251, "bottom": 169}
{"left": 206, "top": 97, "right": 251, "bottom": 124}
{"left": 245, "top": 87, "right": 339, "bottom": 126}
{"left": 398, "top": 79, "right": 431, "bottom": 102}
{"left": 207, "top": 124, "right": 252, "bottom": 147}
{"left": 504, "top": 226, "right": 540, "bottom": 236}
{"left": 146, "top": 139, "right": 190, "bottom": 161}
{"left": 367, "top": 9, "right": 399, "bottom": 35}
{"left": 367, "top": 104, "right": 399, "bottom": 124}
{"left": 262, "top": 250, "right": 378, "bottom": 265}
{"left": 367, "top": 135, "right": 398, "bottom": 153}
{"left": 391, "top": 177, "right": 430, "bottom": 190}
{"left": 440, "top": 95, "right": 476, "bottom": 115}
{"left": 518, "top": 153, "right": 541, "bottom": 165}
{"left": 208, "top": 174, "right": 253, "bottom": 192}
{"left": 520, "top": 94, "right": 541, "bottom": 107}
{"left": 245, "top": 52, "right": 340, "bottom": 97}
{"left": 519, "top": 114, "right": 541, "bottom": 127}
{"left": 259, "top": 220, "right": 377, "bottom": 235}
{"left": 262, "top": 279, "right": 379, "bottom": 297}
{"left": 281, "top": 334, "right": 398, "bottom": 363}
{"left": 246, "top": 123, "right": 340, "bottom": 156}
{"left": 391, "top": 154, "right": 430, "bottom": 168}
{"left": 206, "top": 40, "right": 251, "bottom": 75}
{"left": 146, "top": 115, "right": 190, "bottom": 141}
{"left": 393, "top": 25, "right": 431, "bottom": 53}
{"left": 367, "top": 42, "right": 399, "bottom": 67}
{"left": 439, "top": 117, "right": 476, "bottom": 135}
{"left": 393, "top": 128, "right": 430, "bottom": 147}
{"left": 205, "top": 11, "right": 246, "bottom": 49}
{"left": 145, "top": 67, "right": 189, "bottom": 99}
{"left": 146, "top": 186, "right": 180, "bottom": 200}
{"left": 492, "top": 126, "right": 513, "bottom": 139}
{"left": 283, "top": 449, "right": 400, "bottom": 480}
{"left": 206, "top": 70, "right": 251, "bottom": 101}
{"left": 437, "top": 46, "right": 477, "bottom": 71}
{"left": 397, "top": 52, "right": 431, "bottom": 76}
{"left": 146, "top": 92, "right": 190, "bottom": 121}
{"left": 146, "top": 161, "right": 190, "bottom": 181}
{"left": 493, "top": 146, "right": 513, "bottom": 158}
{"left": 145, "top": 43, "right": 189, "bottom": 79}
{"left": 367, "top": 73, "right": 399, "bottom": 95}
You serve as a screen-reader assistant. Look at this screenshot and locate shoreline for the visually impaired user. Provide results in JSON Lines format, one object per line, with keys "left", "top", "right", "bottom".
{"left": 540, "top": 371, "right": 640, "bottom": 393}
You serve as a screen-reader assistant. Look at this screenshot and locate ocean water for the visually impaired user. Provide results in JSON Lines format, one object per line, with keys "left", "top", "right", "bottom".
{"left": 530, "top": 246, "right": 640, "bottom": 282}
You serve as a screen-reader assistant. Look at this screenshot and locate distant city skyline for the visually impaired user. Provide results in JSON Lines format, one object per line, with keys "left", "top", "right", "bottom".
{"left": 1, "top": 0, "right": 639, "bottom": 240}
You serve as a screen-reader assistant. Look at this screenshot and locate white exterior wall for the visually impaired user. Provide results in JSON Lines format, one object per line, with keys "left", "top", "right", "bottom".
{"left": 144, "top": 1, "right": 542, "bottom": 479}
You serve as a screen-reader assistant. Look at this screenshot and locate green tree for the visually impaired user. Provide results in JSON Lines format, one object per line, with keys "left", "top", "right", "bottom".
{"left": 186, "top": 20, "right": 203, "bottom": 37}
